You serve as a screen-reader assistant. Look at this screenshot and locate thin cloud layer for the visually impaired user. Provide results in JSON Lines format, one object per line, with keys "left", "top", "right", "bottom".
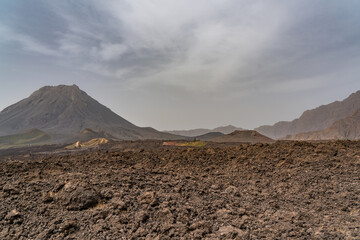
{"left": 1, "top": 0, "right": 360, "bottom": 129}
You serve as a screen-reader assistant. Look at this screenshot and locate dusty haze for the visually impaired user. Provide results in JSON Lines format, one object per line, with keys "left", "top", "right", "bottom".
{"left": 1, "top": 1, "right": 360, "bottom": 130}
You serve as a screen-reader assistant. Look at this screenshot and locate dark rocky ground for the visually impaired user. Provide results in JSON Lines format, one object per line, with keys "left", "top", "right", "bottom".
{"left": 0, "top": 140, "right": 359, "bottom": 239}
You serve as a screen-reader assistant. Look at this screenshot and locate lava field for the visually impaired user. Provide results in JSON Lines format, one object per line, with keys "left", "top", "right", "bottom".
{"left": 0, "top": 140, "right": 359, "bottom": 239}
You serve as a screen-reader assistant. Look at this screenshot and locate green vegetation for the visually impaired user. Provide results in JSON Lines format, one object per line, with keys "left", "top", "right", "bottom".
{"left": 0, "top": 129, "right": 52, "bottom": 149}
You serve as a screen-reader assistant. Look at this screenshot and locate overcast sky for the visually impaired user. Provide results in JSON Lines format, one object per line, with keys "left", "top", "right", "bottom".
{"left": 1, "top": 0, "right": 360, "bottom": 130}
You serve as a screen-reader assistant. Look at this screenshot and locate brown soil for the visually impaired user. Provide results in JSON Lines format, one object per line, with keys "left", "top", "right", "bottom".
{"left": 0, "top": 140, "right": 359, "bottom": 239}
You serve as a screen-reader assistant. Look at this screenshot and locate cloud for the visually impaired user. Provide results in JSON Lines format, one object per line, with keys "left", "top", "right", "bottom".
{"left": 1, "top": 0, "right": 360, "bottom": 130}
{"left": 84, "top": 0, "right": 292, "bottom": 91}
{"left": 92, "top": 43, "right": 128, "bottom": 61}
{"left": 2, "top": 0, "right": 360, "bottom": 94}
{"left": 0, "top": 23, "right": 59, "bottom": 56}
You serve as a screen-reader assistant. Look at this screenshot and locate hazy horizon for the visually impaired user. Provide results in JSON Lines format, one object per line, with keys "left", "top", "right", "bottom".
{"left": 1, "top": 1, "right": 360, "bottom": 131}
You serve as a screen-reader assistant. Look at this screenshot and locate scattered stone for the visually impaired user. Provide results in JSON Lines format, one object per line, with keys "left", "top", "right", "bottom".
{"left": 0, "top": 227, "right": 9, "bottom": 238}
{"left": 100, "top": 189, "right": 114, "bottom": 200}
{"left": 134, "top": 226, "right": 148, "bottom": 237}
{"left": 139, "top": 191, "right": 158, "bottom": 206}
{"left": 42, "top": 191, "right": 54, "bottom": 203}
{"left": 224, "top": 185, "right": 237, "bottom": 194}
{"left": 57, "top": 186, "right": 99, "bottom": 211}
{"left": 135, "top": 210, "right": 149, "bottom": 223}
{"left": 60, "top": 220, "right": 78, "bottom": 234}
{"left": 216, "top": 208, "right": 231, "bottom": 219}
{"left": 111, "top": 197, "right": 127, "bottom": 210}
{"left": 0, "top": 140, "right": 359, "bottom": 239}
{"left": 218, "top": 225, "right": 246, "bottom": 238}
{"left": 237, "top": 208, "right": 246, "bottom": 216}
{"left": 157, "top": 208, "right": 174, "bottom": 224}
{"left": 3, "top": 184, "right": 20, "bottom": 195}
{"left": 5, "top": 209, "right": 23, "bottom": 224}
{"left": 189, "top": 221, "right": 211, "bottom": 232}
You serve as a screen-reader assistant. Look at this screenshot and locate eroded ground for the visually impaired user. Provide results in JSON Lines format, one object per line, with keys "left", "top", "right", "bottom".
{"left": 0, "top": 141, "right": 359, "bottom": 239}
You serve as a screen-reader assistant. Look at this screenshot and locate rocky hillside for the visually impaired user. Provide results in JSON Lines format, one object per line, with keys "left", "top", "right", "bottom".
{"left": 166, "top": 125, "right": 243, "bottom": 137}
{"left": 284, "top": 109, "right": 360, "bottom": 140}
{"left": 210, "top": 130, "right": 274, "bottom": 143}
{"left": 0, "top": 85, "right": 181, "bottom": 141}
{"left": 70, "top": 128, "right": 116, "bottom": 142}
{"left": 255, "top": 90, "right": 360, "bottom": 139}
{"left": 194, "top": 132, "right": 224, "bottom": 141}
{"left": 0, "top": 128, "right": 51, "bottom": 149}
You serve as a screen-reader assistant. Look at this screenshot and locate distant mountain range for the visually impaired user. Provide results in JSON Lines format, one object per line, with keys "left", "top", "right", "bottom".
{"left": 165, "top": 125, "right": 243, "bottom": 137}
{"left": 194, "top": 132, "right": 224, "bottom": 141}
{"left": 1, "top": 84, "right": 360, "bottom": 146}
{"left": 255, "top": 90, "right": 360, "bottom": 139}
{"left": 210, "top": 130, "right": 274, "bottom": 143}
{"left": 284, "top": 109, "right": 360, "bottom": 140}
{"left": 0, "top": 85, "right": 182, "bottom": 143}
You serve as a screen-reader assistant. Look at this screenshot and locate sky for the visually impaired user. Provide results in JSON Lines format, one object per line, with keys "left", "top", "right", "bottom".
{"left": 1, "top": 0, "right": 360, "bottom": 130}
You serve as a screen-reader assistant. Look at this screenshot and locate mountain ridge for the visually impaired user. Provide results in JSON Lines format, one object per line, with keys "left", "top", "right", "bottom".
{"left": 194, "top": 132, "right": 224, "bottom": 141}
{"left": 255, "top": 90, "right": 360, "bottom": 139}
{"left": 210, "top": 130, "right": 274, "bottom": 143}
{"left": 165, "top": 125, "right": 243, "bottom": 137}
{"left": 284, "top": 109, "right": 360, "bottom": 140}
{"left": 0, "top": 85, "right": 182, "bottom": 141}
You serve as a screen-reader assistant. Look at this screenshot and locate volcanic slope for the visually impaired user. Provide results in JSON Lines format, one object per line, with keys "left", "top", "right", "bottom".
{"left": 285, "top": 109, "right": 360, "bottom": 140}
{"left": 255, "top": 90, "right": 360, "bottom": 139}
{"left": 0, "top": 85, "right": 181, "bottom": 141}
{"left": 71, "top": 128, "right": 116, "bottom": 142}
{"left": 210, "top": 130, "right": 274, "bottom": 143}
{"left": 0, "top": 128, "right": 51, "bottom": 149}
{"left": 166, "top": 125, "right": 243, "bottom": 137}
{"left": 194, "top": 132, "right": 224, "bottom": 141}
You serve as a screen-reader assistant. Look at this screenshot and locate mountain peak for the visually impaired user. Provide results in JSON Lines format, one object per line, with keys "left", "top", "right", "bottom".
{"left": 36, "top": 84, "right": 80, "bottom": 92}
{"left": 33, "top": 84, "right": 83, "bottom": 98}
{"left": 0, "top": 85, "right": 181, "bottom": 141}
{"left": 0, "top": 84, "right": 129, "bottom": 137}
